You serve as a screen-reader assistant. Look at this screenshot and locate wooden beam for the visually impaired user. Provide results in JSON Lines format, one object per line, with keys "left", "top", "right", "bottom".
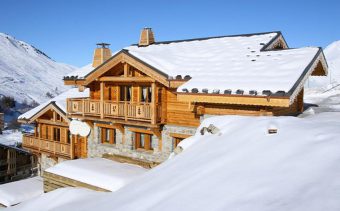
{"left": 128, "top": 127, "right": 154, "bottom": 135}
{"left": 151, "top": 83, "right": 157, "bottom": 125}
{"left": 96, "top": 123, "right": 124, "bottom": 134}
{"left": 169, "top": 133, "right": 192, "bottom": 139}
{"left": 100, "top": 82, "right": 104, "bottom": 119}
{"left": 177, "top": 93, "right": 291, "bottom": 107}
{"left": 99, "top": 76, "right": 155, "bottom": 83}
{"left": 123, "top": 62, "right": 129, "bottom": 77}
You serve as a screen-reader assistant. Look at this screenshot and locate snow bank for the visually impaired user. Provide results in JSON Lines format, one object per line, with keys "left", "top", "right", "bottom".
{"left": 45, "top": 158, "right": 148, "bottom": 191}
{"left": 0, "top": 177, "right": 43, "bottom": 207}
{"left": 6, "top": 187, "right": 104, "bottom": 211}
{"left": 9, "top": 113, "right": 340, "bottom": 211}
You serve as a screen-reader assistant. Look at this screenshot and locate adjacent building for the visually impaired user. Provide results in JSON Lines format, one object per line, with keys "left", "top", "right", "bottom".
{"left": 0, "top": 143, "right": 36, "bottom": 184}
{"left": 18, "top": 89, "right": 89, "bottom": 171}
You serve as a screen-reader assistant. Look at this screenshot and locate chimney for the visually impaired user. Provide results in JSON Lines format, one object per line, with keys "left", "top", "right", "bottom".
{"left": 92, "top": 43, "right": 112, "bottom": 68}
{"left": 139, "top": 28, "right": 155, "bottom": 46}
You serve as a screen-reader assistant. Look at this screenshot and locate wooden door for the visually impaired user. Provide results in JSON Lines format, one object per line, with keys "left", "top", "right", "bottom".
{"left": 73, "top": 135, "right": 88, "bottom": 159}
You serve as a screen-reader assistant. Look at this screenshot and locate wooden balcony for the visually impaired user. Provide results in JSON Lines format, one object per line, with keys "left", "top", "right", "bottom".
{"left": 22, "top": 134, "right": 72, "bottom": 159}
{"left": 67, "top": 98, "right": 162, "bottom": 124}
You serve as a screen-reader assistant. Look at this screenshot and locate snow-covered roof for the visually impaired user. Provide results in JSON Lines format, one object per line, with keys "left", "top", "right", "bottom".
{"left": 18, "top": 88, "right": 89, "bottom": 121}
{"left": 65, "top": 32, "right": 326, "bottom": 99}
{"left": 45, "top": 158, "right": 148, "bottom": 191}
{"left": 65, "top": 63, "right": 94, "bottom": 79}
{"left": 0, "top": 177, "right": 43, "bottom": 207}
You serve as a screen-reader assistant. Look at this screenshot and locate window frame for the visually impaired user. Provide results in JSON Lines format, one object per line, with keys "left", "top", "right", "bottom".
{"left": 100, "top": 127, "right": 116, "bottom": 145}
{"left": 134, "top": 132, "right": 153, "bottom": 151}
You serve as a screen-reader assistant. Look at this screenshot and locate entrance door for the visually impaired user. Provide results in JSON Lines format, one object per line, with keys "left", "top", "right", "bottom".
{"left": 73, "top": 135, "right": 88, "bottom": 158}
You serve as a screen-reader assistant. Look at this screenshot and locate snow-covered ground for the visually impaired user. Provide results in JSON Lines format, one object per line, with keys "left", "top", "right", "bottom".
{"left": 0, "top": 33, "right": 76, "bottom": 104}
{"left": 7, "top": 88, "right": 340, "bottom": 210}
{"left": 0, "top": 177, "right": 43, "bottom": 207}
{"left": 0, "top": 130, "right": 22, "bottom": 146}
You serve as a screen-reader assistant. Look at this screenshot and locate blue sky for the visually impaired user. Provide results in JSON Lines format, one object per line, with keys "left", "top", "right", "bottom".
{"left": 1, "top": 0, "right": 339, "bottom": 67}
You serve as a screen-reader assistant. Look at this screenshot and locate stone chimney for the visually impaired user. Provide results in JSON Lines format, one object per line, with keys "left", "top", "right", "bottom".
{"left": 92, "top": 43, "right": 112, "bottom": 68}
{"left": 139, "top": 28, "right": 155, "bottom": 46}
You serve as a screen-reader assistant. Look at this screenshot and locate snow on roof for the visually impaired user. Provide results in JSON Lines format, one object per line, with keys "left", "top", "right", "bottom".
{"left": 0, "top": 177, "right": 43, "bottom": 207}
{"left": 18, "top": 88, "right": 89, "bottom": 121}
{"left": 65, "top": 32, "right": 324, "bottom": 97}
{"left": 125, "top": 34, "right": 321, "bottom": 95}
{"left": 45, "top": 158, "right": 148, "bottom": 191}
{"left": 66, "top": 63, "right": 94, "bottom": 79}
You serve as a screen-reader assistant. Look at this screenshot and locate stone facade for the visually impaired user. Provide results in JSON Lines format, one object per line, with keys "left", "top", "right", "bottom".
{"left": 40, "top": 153, "right": 68, "bottom": 173}
{"left": 88, "top": 123, "right": 197, "bottom": 163}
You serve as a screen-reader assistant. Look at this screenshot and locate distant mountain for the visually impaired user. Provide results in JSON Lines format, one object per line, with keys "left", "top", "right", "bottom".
{"left": 0, "top": 33, "right": 76, "bottom": 104}
{"left": 308, "top": 40, "right": 340, "bottom": 88}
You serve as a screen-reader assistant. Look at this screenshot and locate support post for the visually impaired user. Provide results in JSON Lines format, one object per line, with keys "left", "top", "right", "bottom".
{"left": 151, "top": 82, "right": 157, "bottom": 125}
{"left": 100, "top": 82, "right": 104, "bottom": 119}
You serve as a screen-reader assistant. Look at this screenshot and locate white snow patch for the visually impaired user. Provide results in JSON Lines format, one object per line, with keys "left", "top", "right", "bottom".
{"left": 0, "top": 177, "right": 43, "bottom": 207}
{"left": 45, "top": 158, "right": 148, "bottom": 191}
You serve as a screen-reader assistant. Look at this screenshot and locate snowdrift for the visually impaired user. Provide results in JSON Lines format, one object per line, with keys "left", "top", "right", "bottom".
{"left": 9, "top": 113, "right": 340, "bottom": 211}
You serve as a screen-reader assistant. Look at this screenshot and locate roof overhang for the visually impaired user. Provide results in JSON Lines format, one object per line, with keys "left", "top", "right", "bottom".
{"left": 18, "top": 102, "right": 69, "bottom": 124}
{"left": 64, "top": 50, "right": 170, "bottom": 87}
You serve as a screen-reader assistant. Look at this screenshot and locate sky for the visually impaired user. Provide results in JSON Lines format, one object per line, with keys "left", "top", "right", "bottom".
{"left": 0, "top": 0, "right": 340, "bottom": 67}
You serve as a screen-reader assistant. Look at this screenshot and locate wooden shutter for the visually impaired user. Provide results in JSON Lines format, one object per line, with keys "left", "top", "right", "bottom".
{"left": 132, "top": 86, "right": 139, "bottom": 102}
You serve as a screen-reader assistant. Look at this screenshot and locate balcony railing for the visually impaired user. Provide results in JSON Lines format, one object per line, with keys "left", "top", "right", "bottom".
{"left": 22, "top": 134, "right": 72, "bottom": 158}
{"left": 67, "top": 98, "right": 162, "bottom": 123}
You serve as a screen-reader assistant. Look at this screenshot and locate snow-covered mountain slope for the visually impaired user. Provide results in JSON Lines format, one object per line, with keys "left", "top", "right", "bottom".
{"left": 308, "top": 40, "right": 340, "bottom": 88}
{"left": 0, "top": 33, "right": 76, "bottom": 104}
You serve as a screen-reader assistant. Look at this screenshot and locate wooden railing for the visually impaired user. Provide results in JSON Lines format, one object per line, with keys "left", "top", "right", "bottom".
{"left": 22, "top": 134, "right": 72, "bottom": 158}
{"left": 67, "top": 98, "right": 162, "bottom": 123}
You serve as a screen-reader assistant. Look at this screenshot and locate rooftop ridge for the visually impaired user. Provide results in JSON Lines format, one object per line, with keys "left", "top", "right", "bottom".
{"left": 131, "top": 31, "right": 281, "bottom": 46}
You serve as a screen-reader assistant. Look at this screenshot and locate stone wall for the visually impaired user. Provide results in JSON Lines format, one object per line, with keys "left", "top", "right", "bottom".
{"left": 40, "top": 153, "right": 68, "bottom": 172}
{"left": 88, "top": 123, "right": 197, "bottom": 163}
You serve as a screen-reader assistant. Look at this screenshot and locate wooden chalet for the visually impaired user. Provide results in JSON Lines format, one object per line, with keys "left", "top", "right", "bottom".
{"left": 60, "top": 28, "right": 327, "bottom": 164}
{"left": 0, "top": 143, "right": 36, "bottom": 184}
{"left": 18, "top": 89, "right": 89, "bottom": 171}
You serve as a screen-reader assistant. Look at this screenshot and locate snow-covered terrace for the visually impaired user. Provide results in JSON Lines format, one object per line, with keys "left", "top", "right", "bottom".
{"left": 45, "top": 158, "right": 148, "bottom": 192}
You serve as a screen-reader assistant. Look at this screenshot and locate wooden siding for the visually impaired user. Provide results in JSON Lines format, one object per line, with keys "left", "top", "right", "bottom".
{"left": 166, "top": 89, "right": 200, "bottom": 127}
{"left": 43, "top": 171, "right": 109, "bottom": 193}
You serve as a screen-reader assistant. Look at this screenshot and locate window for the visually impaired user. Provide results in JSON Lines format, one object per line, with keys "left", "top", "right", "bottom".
{"left": 119, "top": 86, "right": 132, "bottom": 101}
{"left": 56, "top": 113, "right": 62, "bottom": 121}
{"left": 101, "top": 128, "right": 116, "bottom": 144}
{"left": 67, "top": 131, "right": 71, "bottom": 144}
{"left": 174, "top": 137, "right": 184, "bottom": 148}
{"left": 170, "top": 133, "right": 192, "bottom": 150}
{"left": 134, "top": 132, "right": 153, "bottom": 151}
{"left": 53, "top": 128, "right": 61, "bottom": 142}
{"left": 141, "top": 86, "right": 152, "bottom": 103}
